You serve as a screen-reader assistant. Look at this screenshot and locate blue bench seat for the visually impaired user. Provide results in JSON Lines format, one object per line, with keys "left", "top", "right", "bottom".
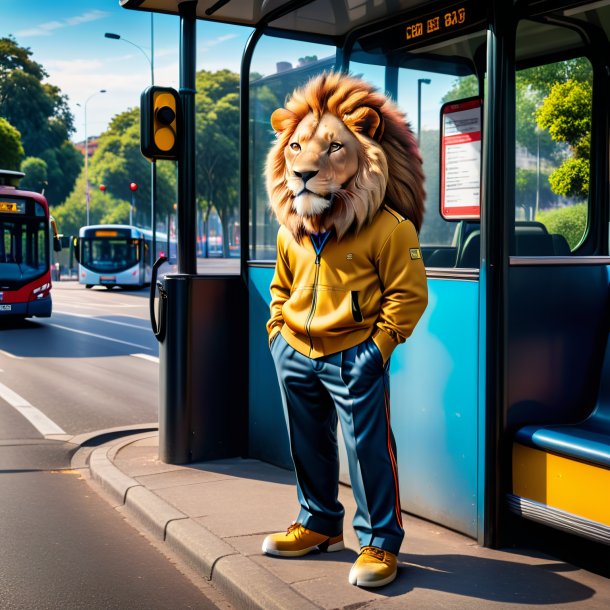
{"left": 516, "top": 419, "right": 610, "bottom": 469}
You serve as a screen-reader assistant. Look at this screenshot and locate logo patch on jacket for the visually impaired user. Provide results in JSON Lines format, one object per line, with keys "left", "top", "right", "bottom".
{"left": 409, "top": 248, "right": 422, "bottom": 260}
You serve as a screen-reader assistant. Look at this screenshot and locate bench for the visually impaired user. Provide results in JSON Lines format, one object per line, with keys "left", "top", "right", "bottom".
{"left": 509, "top": 331, "right": 610, "bottom": 544}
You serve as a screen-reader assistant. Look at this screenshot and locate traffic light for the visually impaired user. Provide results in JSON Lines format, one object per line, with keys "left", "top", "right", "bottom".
{"left": 140, "top": 86, "right": 181, "bottom": 160}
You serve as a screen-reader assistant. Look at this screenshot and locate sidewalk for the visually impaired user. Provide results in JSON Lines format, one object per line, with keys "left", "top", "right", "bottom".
{"left": 79, "top": 431, "right": 610, "bottom": 610}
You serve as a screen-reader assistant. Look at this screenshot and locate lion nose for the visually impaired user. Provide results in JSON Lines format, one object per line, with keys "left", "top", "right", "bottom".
{"left": 294, "top": 170, "right": 318, "bottom": 184}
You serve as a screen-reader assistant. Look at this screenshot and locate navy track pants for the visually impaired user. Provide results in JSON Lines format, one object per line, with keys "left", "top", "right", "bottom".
{"left": 270, "top": 333, "right": 404, "bottom": 555}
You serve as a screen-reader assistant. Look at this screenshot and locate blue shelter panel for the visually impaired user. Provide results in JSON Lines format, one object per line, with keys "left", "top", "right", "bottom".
{"left": 248, "top": 266, "right": 292, "bottom": 469}
{"left": 380, "top": 279, "right": 479, "bottom": 537}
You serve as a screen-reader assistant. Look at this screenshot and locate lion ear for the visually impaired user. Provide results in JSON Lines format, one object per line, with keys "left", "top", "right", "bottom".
{"left": 343, "top": 106, "right": 384, "bottom": 141}
{"left": 271, "top": 108, "right": 298, "bottom": 134}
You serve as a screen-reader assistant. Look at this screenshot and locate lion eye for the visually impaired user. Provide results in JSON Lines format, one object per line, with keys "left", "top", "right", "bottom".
{"left": 290, "top": 142, "right": 301, "bottom": 152}
{"left": 329, "top": 142, "right": 343, "bottom": 153}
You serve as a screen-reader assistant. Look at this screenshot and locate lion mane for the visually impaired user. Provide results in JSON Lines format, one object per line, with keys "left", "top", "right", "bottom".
{"left": 266, "top": 72, "right": 425, "bottom": 241}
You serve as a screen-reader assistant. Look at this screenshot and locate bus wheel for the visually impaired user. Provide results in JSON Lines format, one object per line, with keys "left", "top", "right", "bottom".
{"left": 85, "top": 284, "right": 92, "bottom": 289}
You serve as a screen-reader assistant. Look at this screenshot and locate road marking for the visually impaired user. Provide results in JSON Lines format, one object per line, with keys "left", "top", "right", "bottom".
{"left": 131, "top": 353, "right": 159, "bottom": 363}
{"left": 0, "top": 380, "right": 65, "bottom": 436}
{"left": 0, "top": 349, "right": 23, "bottom": 360}
{"left": 54, "top": 310, "right": 150, "bottom": 330}
{"left": 47, "top": 323, "right": 153, "bottom": 351}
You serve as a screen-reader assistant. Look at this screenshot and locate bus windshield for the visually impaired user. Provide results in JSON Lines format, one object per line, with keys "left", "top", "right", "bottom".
{"left": 0, "top": 213, "right": 48, "bottom": 288}
{"left": 81, "top": 237, "right": 140, "bottom": 273}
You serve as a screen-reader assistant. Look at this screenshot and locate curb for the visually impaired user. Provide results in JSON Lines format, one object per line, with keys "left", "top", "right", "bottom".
{"left": 84, "top": 434, "right": 319, "bottom": 610}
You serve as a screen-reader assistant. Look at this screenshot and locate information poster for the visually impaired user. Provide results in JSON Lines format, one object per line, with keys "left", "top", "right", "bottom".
{"left": 440, "top": 97, "right": 482, "bottom": 219}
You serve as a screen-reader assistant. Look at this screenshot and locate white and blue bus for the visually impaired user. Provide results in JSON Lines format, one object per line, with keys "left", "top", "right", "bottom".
{"left": 74, "top": 224, "right": 174, "bottom": 289}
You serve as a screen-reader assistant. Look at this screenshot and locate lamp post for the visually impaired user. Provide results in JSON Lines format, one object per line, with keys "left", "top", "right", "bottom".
{"left": 417, "top": 78, "right": 431, "bottom": 145}
{"left": 105, "top": 15, "right": 157, "bottom": 262}
{"left": 81, "top": 89, "right": 107, "bottom": 226}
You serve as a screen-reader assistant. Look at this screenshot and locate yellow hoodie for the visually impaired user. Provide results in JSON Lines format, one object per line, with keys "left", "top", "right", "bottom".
{"left": 267, "top": 206, "right": 428, "bottom": 363}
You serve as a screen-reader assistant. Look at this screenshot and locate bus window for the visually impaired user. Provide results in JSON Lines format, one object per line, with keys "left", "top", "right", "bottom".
{"left": 514, "top": 23, "right": 592, "bottom": 255}
{"left": 249, "top": 35, "right": 336, "bottom": 260}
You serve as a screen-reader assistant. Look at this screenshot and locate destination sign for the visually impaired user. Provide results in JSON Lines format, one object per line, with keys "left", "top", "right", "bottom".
{"left": 404, "top": 1, "right": 481, "bottom": 44}
{"left": 0, "top": 200, "right": 25, "bottom": 214}
{"left": 95, "top": 230, "right": 119, "bottom": 237}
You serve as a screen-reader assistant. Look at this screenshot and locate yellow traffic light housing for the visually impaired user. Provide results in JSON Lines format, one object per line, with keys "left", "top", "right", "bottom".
{"left": 141, "top": 86, "right": 181, "bottom": 160}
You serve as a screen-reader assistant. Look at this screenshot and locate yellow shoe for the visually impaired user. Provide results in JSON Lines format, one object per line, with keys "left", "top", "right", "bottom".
{"left": 262, "top": 523, "right": 344, "bottom": 557}
{"left": 348, "top": 546, "right": 397, "bottom": 588}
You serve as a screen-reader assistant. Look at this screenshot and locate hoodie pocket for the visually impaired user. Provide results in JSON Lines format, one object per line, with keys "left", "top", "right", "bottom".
{"left": 351, "top": 291, "right": 363, "bottom": 323}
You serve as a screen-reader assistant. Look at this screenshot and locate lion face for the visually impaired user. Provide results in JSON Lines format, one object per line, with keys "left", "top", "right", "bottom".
{"left": 266, "top": 72, "right": 425, "bottom": 241}
{"left": 284, "top": 113, "right": 359, "bottom": 218}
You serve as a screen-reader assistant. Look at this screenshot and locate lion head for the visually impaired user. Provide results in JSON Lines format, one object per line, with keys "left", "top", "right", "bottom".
{"left": 266, "top": 72, "right": 425, "bottom": 241}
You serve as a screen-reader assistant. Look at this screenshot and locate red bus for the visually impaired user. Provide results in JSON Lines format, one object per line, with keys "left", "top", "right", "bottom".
{"left": 0, "top": 169, "right": 61, "bottom": 319}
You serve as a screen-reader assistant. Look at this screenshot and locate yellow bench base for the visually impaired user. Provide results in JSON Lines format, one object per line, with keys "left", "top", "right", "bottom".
{"left": 512, "top": 443, "right": 610, "bottom": 531}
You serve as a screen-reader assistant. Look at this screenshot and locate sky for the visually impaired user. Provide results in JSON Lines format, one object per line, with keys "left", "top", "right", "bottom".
{"left": 1, "top": 0, "right": 454, "bottom": 144}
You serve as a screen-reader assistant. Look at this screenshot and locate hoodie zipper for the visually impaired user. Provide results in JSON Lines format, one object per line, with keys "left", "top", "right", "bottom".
{"left": 306, "top": 233, "right": 331, "bottom": 356}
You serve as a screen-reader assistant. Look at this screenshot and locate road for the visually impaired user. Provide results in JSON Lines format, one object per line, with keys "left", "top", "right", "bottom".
{"left": 0, "top": 282, "right": 232, "bottom": 609}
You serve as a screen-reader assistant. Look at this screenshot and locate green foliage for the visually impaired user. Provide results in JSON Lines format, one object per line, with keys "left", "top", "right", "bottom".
{"left": 548, "top": 157, "right": 589, "bottom": 200}
{"left": 0, "top": 116, "right": 24, "bottom": 169}
{"left": 20, "top": 157, "right": 47, "bottom": 192}
{"left": 52, "top": 106, "right": 176, "bottom": 236}
{"left": 40, "top": 142, "right": 83, "bottom": 206}
{"left": 536, "top": 203, "right": 587, "bottom": 250}
{"left": 0, "top": 36, "right": 77, "bottom": 205}
{"left": 515, "top": 167, "right": 553, "bottom": 208}
{"left": 0, "top": 37, "right": 73, "bottom": 157}
{"left": 536, "top": 79, "right": 591, "bottom": 200}
{"left": 441, "top": 75, "right": 478, "bottom": 103}
{"left": 536, "top": 79, "right": 591, "bottom": 149}
{"left": 196, "top": 70, "right": 242, "bottom": 255}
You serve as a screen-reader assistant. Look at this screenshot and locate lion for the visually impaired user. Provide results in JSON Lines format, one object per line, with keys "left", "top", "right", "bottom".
{"left": 266, "top": 71, "right": 425, "bottom": 241}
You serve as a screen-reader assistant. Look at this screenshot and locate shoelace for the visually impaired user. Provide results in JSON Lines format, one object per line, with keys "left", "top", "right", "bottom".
{"left": 286, "top": 522, "right": 307, "bottom": 537}
{"left": 360, "top": 546, "right": 385, "bottom": 561}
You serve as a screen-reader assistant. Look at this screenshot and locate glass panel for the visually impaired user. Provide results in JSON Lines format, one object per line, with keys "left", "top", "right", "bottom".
{"left": 514, "top": 55, "right": 592, "bottom": 254}
{"left": 350, "top": 30, "right": 485, "bottom": 269}
{"left": 249, "top": 35, "right": 336, "bottom": 260}
{"left": 81, "top": 238, "right": 139, "bottom": 273}
{"left": 0, "top": 217, "right": 48, "bottom": 285}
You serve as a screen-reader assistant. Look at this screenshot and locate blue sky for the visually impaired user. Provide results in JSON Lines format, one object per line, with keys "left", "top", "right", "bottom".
{"left": 2, "top": 0, "right": 455, "bottom": 143}
{"left": 1, "top": 0, "right": 253, "bottom": 142}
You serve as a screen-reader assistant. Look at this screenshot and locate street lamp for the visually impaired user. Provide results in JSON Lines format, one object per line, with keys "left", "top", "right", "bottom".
{"left": 80, "top": 89, "right": 107, "bottom": 226}
{"left": 417, "top": 78, "right": 431, "bottom": 145}
{"left": 105, "top": 17, "right": 158, "bottom": 263}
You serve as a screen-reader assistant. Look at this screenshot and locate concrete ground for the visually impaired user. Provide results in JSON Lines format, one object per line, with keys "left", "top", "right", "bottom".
{"left": 78, "top": 431, "right": 610, "bottom": 610}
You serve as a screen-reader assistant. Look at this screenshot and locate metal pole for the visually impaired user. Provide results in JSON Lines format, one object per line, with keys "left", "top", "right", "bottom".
{"left": 83, "top": 90, "right": 106, "bottom": 226}
{"left": 177, "top": 0, "right": 197, "bottom": 274}
{"left": 480, "top": 0, "right": 515, "bottom": 548}
{"left": 151, "top": 13, "right": 158, "bottom": 265}
{"left": 85, "top": 104, "right": 89, "bottom": 226}
{"left": 417, "top": 78, "right": 430, "bottom": 145}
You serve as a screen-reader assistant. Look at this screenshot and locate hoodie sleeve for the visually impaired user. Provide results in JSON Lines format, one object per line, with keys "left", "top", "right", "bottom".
{"left": 372, "top": 219, "right": 428, "bottom": 363}
{"left": 266, "top": 227, "right": 293, "bottom": 346}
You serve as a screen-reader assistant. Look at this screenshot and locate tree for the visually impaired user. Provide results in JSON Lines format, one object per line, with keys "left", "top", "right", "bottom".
{"left": 52, "top": 107, "right": 177, "bottom": 236}
{"left": 196, "top": 70, "right": 241, "bottom": 256}
{"left": 20, "top": 157, "right": 47, "bottom": 192}
{"left": 0, "top": 36, "right": 78, "bottom": 204}
{"left": 536, "top": 79, "right": 591, "bottom": 200}
{"left": 0, "top": 116, "right": 24, "bottom": 170}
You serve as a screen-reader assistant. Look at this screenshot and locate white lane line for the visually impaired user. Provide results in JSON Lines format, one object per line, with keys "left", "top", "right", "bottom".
{"left": 0, "top": 349, "right": 23, "bottom": 360}
{"left": 47, "top": 323, "right": 153, "bottom": 351}
{"left": 131, "top": 353, "right": 159, "bottom": 363}
{"left": 0, "top": 380, "right": 65, "bottom": 436}
{"left": 54, "top": 310, "right": 150, "bottom": 330}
